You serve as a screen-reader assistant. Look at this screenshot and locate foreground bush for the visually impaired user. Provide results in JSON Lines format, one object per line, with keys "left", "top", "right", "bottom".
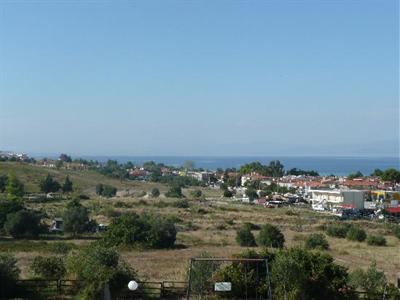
{"left": 346, "top": 226, "right": 366, "bottom": 242}
{"left": 0, "top": 253, "right": 20, "bottom": 298}
{"left": 103, "top": 213, "right": 177, "bottom": 248}
{"left": 213, "top": 247, "right": 354, "bottom": 300}
{"left": 367, "top": 235, "right": 387, "bottom": 246}
{"left": 350, "top": 261, "right": 400, "bottom": 299}
{"left": 67, "top": 244, "right": 136, "bottom": 299}
{"left": 4, "top": 210, "right": 43, "bottom": 238}
{"left": 0, "top": 200, "right": 23, "bottom": 228}
{"left": 30, "top": 256, "right": 66, "bottom": 280}
{"left": 236, "top": 224, "right": 256, "bottom": 247}
{"left": 257, "top": 224, "right": 285, "bottom": 248}
{"left": 304, "top": 233, "right": 329, "bottom": 250}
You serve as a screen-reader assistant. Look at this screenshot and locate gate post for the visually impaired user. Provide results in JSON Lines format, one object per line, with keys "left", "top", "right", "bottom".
{"left": 186, "top": 258, "right": 194, "bottom": 300}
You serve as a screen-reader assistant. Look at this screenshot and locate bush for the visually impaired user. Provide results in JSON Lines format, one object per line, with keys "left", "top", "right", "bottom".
{"left": 48, "top": 242, "right": 75, "bottom": 254}
{"left": 214, "top": 247, "right": 352, "bottom": 300}
{"left": 174, "top": 199, "right": 190, "bottom": 208}
{"left": 392, "top": 225, "right": 400, "bottom": 240}
{"left": 367, "top": 235, "right": 387, "bottom": 246}
{"left": 325, "top": 223, "right": 351, "bottom": 238}
{"left": 96, "top": 184, "right": 117, "bottom": 197}
{"left": 30, "top": 256, "right": 66, "bottom": 279}
{"left": 350, "top": 261, "right": 400, "bottom": 299}
{"left": 236, "top": 224, "right": 256, "bottom": 247}
{"left": 190, "top": 189, "right": 202, "bottom": 198}
{"left": 150, "top": 188, "right": 160, "bottom": 198}
{"left": 0, "top": 253, "right": 20, "bottom": 298}
{"left": 103, "top": 213, "right": 177, "bottom": 248}
{"left": 165, "top": 184, "right": 184, "bottom": 198}
{"left": 4, "top": 210, "right": 43, "bottom": 238}
{"left": 305, "top": 233, "right": 329, "bottom": 250}
{"left": 223, "top": 190, "right": 233, "bottom": 198}
{"left": 346, "top": 226, "right": 366, "bottom": 242}
{"left": 67, "top": 244, "right": 136, "bottom": 299}
{"left": 257, "top": 224, "right": 285, "bottom": 248}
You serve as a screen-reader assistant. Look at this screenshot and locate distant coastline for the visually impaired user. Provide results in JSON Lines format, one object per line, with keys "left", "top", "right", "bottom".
{"left": 29, "top": 155, "right": 399, "bottom": 176}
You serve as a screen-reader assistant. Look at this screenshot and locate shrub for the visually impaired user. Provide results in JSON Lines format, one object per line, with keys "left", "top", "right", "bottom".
{"left": 346, "top": 226, "right": 366, "bottom": 242}
{"left": 78, "top": 194, "right": 90, "bottom": 200}
{"left": 392, "top": 225, "right": 400, "bottom": 240}
{"left": 48, "top": 242, "right": 75, "bottom": 254}
{"left": 304, "top": 233, "right": 329, "bottom": 250}
{"left": 190, "top": 189, "right": 202, "bottom": 198}
{"left": 174, "top": 199, "right": 190, "bottom": 208}
{"left": 103, "top": 213, "right": 177, "bottom": 248}
{"left": 0, "top": 253, "right": 20, "bottom": 298}
{"left": 4, "top": 210, "right": 43, "bottom": 238}
{"left": 367, "top": 235, "right": 387, "bottom": 246}
{"left": 223, "top": 190, "right": 233, "bottom": 197}
{"left": 257, "top": 224, "right": 285, "bottom": 248}
{"left": 96, "top": 184, "right": 117, "bottom": 197}
{"left": 150, "top": 188, "right": 160, "bottom": 198}
{"left": 165, "top": 184, "right": 184, "bottom": 198}
{"left": 30, "top": 256, "right": 66, "bottom": 279}
{"left": 243, "top": 222, "right": 261, "bottom": 230}
{"left": 325, "top": 223, "right": 351, "bottom": 238}
{"left": 349, "top": 261, "right": 400, "bottom": 299}
{"left": 67, "top": 244, "right": 136, "bottom": 299}
{"left": 236, "top": 224, "right": 256, "bottom": 247}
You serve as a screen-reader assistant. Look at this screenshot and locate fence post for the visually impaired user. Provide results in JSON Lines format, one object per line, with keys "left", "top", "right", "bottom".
{"left": 186, "top": 258, "right": 194, "bottom": 300}
{"left": 161, "top": 281, "right": 164, "bottom": 298}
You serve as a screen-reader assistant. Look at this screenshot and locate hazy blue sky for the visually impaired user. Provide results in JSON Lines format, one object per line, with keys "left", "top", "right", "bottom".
{"left": 0, "top": 0, "right": 399, "bottom": 156}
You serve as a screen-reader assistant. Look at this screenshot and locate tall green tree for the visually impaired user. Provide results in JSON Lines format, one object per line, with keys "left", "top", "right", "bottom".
{"left": 62, "top": 199, "right": 92, "bottom": 235}
{"left": 39, "top": 174, "right": 61, "bottom": 193}
{"left": 62, "top": 176, "right": 73, "bottom": 193}
{"left": 0, "top": 175, "right": 8, "bottom": 193}
{"left": 5, "top": 174, "right": 24, "bottom": 201}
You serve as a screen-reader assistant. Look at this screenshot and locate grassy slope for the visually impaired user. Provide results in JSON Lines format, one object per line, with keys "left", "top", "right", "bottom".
{"left": 0, "top": 162, "right": 399, "bottom": 284}
{"left": 0, "top": 161, "right": 168, "bottom": 195}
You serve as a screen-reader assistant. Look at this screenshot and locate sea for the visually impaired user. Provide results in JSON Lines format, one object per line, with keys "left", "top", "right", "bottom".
{"left": 74, "top": 156, "right": 399, "bottom": 176}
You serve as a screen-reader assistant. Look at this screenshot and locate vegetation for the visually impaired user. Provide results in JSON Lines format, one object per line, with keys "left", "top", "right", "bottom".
{"left": 67, "top": 243, "right": 136, "bottom": 299}
{"left": 325, "top": 223, "right": 351, "bottom": 238}
{"left": 39, "top": 174, "right": 61, "bottom": 193}
{"left": 236, "top": 224, "right": 256, "bottom": 247}
{"left": 286, "top": 168, "right": 319, "bottom": 176}
{"left": 257, "top": 224, "right": 285, "bottom": 248}
{"left": 0, "top": 253, "right": 20, "bottom": 298}
{"left": 30, "top": 256, "right": 66, "bottom": 279}
{"left": 304, "top": 233, "right": 329, "bottom": 250}
{"left": 350, "top": 261, "right": 400, "bottom": 299}
{"left": 103, "top": 213, "right": 177, "bottom": 248}
{"left": 347, "top": 171, "right": 363, "bottom": 179}
{"left": 366, "top": 235, "right": 387, "bottom": 246}
{"left": 346, "top": 226, "right": 366, "bottom": 242}
{"left": 150, "top": 187, "right": 160, "bottom": 198}
{"left": 165, "top": 184, "right": 184, "bottom": 198}
{"left": 0, "top": 200, "right": 23, "bottom": 228}
{"left": 5, "top": 173, "right": 24, "bottom": 201}
{"left": 62, "top": 199, "right": 94, "bottom": 235}
{"left": 62, "top": 175, "right": 73, "bottom": 193}
{"left": 190, "top": 189, "right": 202, "bottom": 198}
{"left": 96, "top": 183, "right": 117, "bottom": 197}
{"left": 239, "top": 160, "right": 285, "bottom": 177}
{"left": 4, "top": 210, "right": 43, "bottom": 238}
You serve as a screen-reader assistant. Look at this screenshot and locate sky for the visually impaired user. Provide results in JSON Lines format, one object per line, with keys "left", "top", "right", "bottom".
{"left": 0, "top": 0, "right": 399, "bottom": 157}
